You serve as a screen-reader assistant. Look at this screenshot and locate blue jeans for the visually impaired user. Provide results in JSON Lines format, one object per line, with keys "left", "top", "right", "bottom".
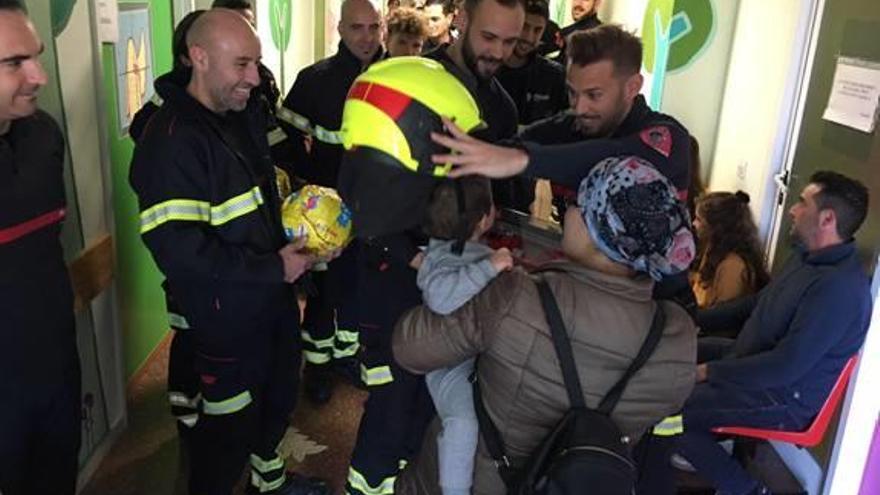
{"left": 677, "top": 383, "right": 807, "bottom": 495}
{"left": 425, "top": 358, "right": 477, "bottom": 495}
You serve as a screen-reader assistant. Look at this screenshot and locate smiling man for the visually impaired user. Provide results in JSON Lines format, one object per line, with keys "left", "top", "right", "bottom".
{"left": 496, "top": 0, "right": 567, "bottom": 125}
{"left": 425, "top": 0, "right": 535, "bottom": 211}
{"left": 0, "top": 2, "right": 82, "bottom": 494}
{"left": 130, "top": 9, "right": 326, "bottom": 495}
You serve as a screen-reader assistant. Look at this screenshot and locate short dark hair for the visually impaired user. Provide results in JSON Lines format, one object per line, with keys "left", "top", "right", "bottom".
{"left": 462, "top": 0, "right": 526, "bottom": 16}
{"left": 0, "top": 0, "right": 26, "bottom": 13}
{"left": 211, "top": 0, "right": 253, "bottom": 10}
{"left": 524, "top": 0, "right": 549, "bottom": 19}
{"left": 425, "top": 0, "right": 457, "bottom": 14}
{"left": 809, "top": 171, "right": 869, "bottom": 239}
{"left": 173, "top": 10, "right": 205, "bottom": 69}
{"left": 387, "top": 7, "right": 429, "bottom": 38}
{"left": 568, "top": 24, "right": 643, "bottom": 76}
{"left": 424, "top": 177, "right": 493, "bottom": 240}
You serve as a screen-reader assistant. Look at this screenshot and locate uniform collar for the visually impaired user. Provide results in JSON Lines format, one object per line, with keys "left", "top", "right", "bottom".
{"left": 614, "top": 94, "right": 651, "bottom": 137}
{"left": 335, "top": 41, "right": 383, "bottom": 72}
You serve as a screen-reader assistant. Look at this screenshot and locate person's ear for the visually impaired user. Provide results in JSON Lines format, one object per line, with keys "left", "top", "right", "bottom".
{"left": 624, "top": 72, "right": 643, "bottom": 100}
{"left": 188, "top": 45, "right": 208, "bottom": 71}
{"left": 819, "top": 208, "right": 837, "bottom": 232}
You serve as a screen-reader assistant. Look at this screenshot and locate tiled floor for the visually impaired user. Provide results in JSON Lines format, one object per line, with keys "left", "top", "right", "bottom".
{"left": 80, "top": 337, "right": 804, "bottom": 495}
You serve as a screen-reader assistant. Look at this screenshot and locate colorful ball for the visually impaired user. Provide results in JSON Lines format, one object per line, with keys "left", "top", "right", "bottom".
{"left": 281, "top": 185, "right": 353, "bottom": 257}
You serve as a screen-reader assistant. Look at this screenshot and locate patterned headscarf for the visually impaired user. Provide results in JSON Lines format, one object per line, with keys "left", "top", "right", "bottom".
{"left": 578, "top": 156, "right": 695, "bottom": 280}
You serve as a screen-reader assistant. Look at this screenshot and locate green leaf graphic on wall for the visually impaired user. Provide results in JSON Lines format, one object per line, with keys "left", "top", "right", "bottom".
{"left": 270, "top": 0, "right": 293, "bottom": 52}
{"left": 667, "top": 0, "right": 715, "bottom": 72}
{"left": 270, "top": 0, "right": 293, "bottom": 91}
{"left": 50, "top": 0, "right": 77, "bottom": 36}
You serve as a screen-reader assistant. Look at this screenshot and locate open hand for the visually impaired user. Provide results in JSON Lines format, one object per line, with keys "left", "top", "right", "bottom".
{"left": 431, "top": 117, "right": 530, "bottom": 179}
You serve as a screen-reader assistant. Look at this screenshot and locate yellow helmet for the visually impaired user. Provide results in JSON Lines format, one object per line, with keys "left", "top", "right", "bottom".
{"left": 340, "top": 56, "right": 484, "bottom": 176}
{"left": 338, "top": 57, "right": 484, "bottom": 238}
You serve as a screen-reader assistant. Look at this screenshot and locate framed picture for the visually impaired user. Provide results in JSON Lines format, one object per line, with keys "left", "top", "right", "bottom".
{"left": 114, "top": 3, "right": 154, "bottom": 136}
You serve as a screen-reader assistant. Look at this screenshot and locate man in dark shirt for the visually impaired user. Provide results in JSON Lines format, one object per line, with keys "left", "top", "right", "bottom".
{"left": 555, "top": 0, "right": 602, "bottom": 63}
{"left": 496, "top": 0, "right": 567, "bottom": 126}
{"left": 673, "top": 172, "right": 872, "bottom": 495}
{"left": 421, "top": 0, "right": 457, "bottom": 53}
{"left": 0, "top": 2, "right": 81, "bottom": 494}
{"left": 425, "top": 0, "right": 534, "bottom": 212}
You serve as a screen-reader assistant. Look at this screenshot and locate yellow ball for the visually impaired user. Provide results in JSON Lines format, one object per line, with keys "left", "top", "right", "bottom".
{"left": 281, "top": 185, "right": 353, "bottom": 257}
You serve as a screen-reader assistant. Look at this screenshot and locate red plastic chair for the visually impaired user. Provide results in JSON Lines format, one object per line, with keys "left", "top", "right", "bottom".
{"left": 712, "top": 355, "right": 859, "bottom": 448}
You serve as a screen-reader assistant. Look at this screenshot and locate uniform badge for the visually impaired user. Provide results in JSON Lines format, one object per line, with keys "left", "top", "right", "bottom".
{"left": 640, "top": 126, "right": 673, "bottom": 158}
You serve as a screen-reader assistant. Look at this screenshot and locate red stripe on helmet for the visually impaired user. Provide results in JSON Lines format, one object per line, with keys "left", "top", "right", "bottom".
{"left": 348, "top": 81, "right": 412, "bottom": 121}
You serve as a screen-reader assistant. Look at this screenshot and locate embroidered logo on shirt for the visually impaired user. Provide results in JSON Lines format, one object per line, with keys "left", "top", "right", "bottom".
{"left": 640, "top": 126, "right": 673, "bottom": 158}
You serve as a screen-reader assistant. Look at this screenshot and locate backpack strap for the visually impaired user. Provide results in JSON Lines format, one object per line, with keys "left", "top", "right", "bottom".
{"left": 535, "top": 279, "right": 587, "bottom": 409}
{"left": 597, "top": 302, "right": 666, "bottom": 415}
{"left": 472, "top": 369, "right": 518, "bottom": 486}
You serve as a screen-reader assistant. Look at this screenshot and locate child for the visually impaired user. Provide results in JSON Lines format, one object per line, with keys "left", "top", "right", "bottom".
{"left": 418, "top": 176, "right": 513, "bottom": 495}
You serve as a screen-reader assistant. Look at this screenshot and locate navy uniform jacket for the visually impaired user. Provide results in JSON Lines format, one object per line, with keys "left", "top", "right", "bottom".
{"left": 130, "top": 72, "right": 294, "bottom": 338}
{"left": 0, "top": 110, "right": 78, "bottom": 388}
{"left": 519, "top": 94, "right": 692, "bottom": 197}
{"left": 496, "top": 53, "right": 568, "bottom": 126}
{"left": 279, "top": 42, "right": 383, "bottom": 188}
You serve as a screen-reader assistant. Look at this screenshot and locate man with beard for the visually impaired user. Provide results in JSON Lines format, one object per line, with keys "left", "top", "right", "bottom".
{"left": 554, "top": 0, "right": 602, "bottom": 63}
{"left": 496, "top": 0, "right": 567, "bottom": 125}
{"left": 429, "top": 25, "right": 696, "bottom": 311}
{"left": 0, "top": 2, "right": 81, "bottom": 494}
{"left": 130, "top": 10, "right": 328, "bottom": 495}
{"left": 670, "top": 172, "right": 871, "bottom": 495}
{"left": 424, "top": 0, "right": 534, "bottom": 212}
{"left": 431, "top": 25, "right": 692, "bottom": 216}
{"left": 278, "top": 0, "right": 384, "bottom": 405}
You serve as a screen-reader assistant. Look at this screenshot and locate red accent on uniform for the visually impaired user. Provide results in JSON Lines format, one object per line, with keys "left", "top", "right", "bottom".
{"left": 640, "top": 126, "right": 673, "bottom": 158}
{"left": 201, "top": 374, "right": 217, "bottom": 385}
{"left": 348, "top": 81, "right": 413, "bottom": 121}
{"left": 0, "top": 208, "right": 66, "bottom": 245}
{"left": 677, "top": 189, "right": 689, "bottom": 202}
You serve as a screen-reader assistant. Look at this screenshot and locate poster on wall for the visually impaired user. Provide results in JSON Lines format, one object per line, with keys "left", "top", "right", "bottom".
{"left": 114, "top": 4, "right": 154, "bottom": 136}
{"left": 324, "top": 0, "right": 384, "bottom": 57}
{"left": 97, "top": 0, "right": 119, "bottom": 43}
{"left": 822, "top": 56, "right": 880, "bottom": 134}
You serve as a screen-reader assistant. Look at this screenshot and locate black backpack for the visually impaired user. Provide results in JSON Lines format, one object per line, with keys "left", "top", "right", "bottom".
{"left": 473, "top": 279, "right": 666, "bottom": 495}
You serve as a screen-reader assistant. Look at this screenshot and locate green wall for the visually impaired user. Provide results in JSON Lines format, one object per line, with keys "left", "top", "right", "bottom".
{"left": 102, "top": 0, "right": 175, "bottom": 379}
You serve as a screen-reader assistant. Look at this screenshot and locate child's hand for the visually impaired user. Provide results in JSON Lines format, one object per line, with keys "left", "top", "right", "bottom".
{"left": 490, "top": 247, "right": 514, "bottom": 272}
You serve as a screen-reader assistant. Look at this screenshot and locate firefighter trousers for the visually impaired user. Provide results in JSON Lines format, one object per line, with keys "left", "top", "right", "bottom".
{"left": 187, "top": 301, "right": 302, "bottom": 495}
{"left": 345, "top": 242, "right": 435, "bottom": 495}
{"left": 301, "top": 242, "right": 360, "bottom": 367}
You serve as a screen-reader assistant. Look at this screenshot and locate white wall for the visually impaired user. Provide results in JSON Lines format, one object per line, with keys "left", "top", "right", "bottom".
{"left": 708, "top": 0, "right": 809, "bottom": 238}
{"left": 256, "top": 0, "right": 317, "bottom": 94}
{"left": 660, "top": 0, "right": 738, "bottom": 173}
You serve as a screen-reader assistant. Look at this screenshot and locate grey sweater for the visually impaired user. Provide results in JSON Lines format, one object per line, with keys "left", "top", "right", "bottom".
{"left": 417, "top": 239, "right": 499, "bottom": 315}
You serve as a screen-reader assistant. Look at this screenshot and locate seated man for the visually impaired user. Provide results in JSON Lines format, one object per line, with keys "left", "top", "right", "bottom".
{"left": 392, "top": 156, "right": 699, "bottom": 494}
{"left": 675, "top": 171, "right": 872, "bottom": 495}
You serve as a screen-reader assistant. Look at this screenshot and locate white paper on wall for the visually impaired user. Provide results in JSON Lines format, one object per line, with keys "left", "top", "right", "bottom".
{"left": 96, "top": 0, "right": 119, "bottom": 43}
{"left": 822, "top": 56, "right": 880, "bottom": 133}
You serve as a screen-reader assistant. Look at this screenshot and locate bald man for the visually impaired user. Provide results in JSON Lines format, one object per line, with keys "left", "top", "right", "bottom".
{"left": 1, "top": 2, "right": 81, "bottom": 494}
{"left": 130, "top": 9, "right": 327, "bottom": 495}
{"left": 276, "top": 0, "right": 384, "bottom": 409}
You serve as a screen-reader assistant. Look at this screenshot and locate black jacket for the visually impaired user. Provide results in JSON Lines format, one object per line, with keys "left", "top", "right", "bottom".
{"left": 496, "top": 53, "right": 568, "bottom": 126}
{"left": 519, "top": 94, "right": 692, "bottom": 195}
{"left": 554, "top": 14, "right": 602, "bottom": 64}
{"left": 279, "top": 42, "right": 383, "bottom": 187}
{"left": 0, "top": 110, "right": 78, "bottom": 387}
{"left": 424, "top": 45, "right": 534, "bottom": 211}
{"left": 130, "top": 72, "right": 293, "bottom": 330}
